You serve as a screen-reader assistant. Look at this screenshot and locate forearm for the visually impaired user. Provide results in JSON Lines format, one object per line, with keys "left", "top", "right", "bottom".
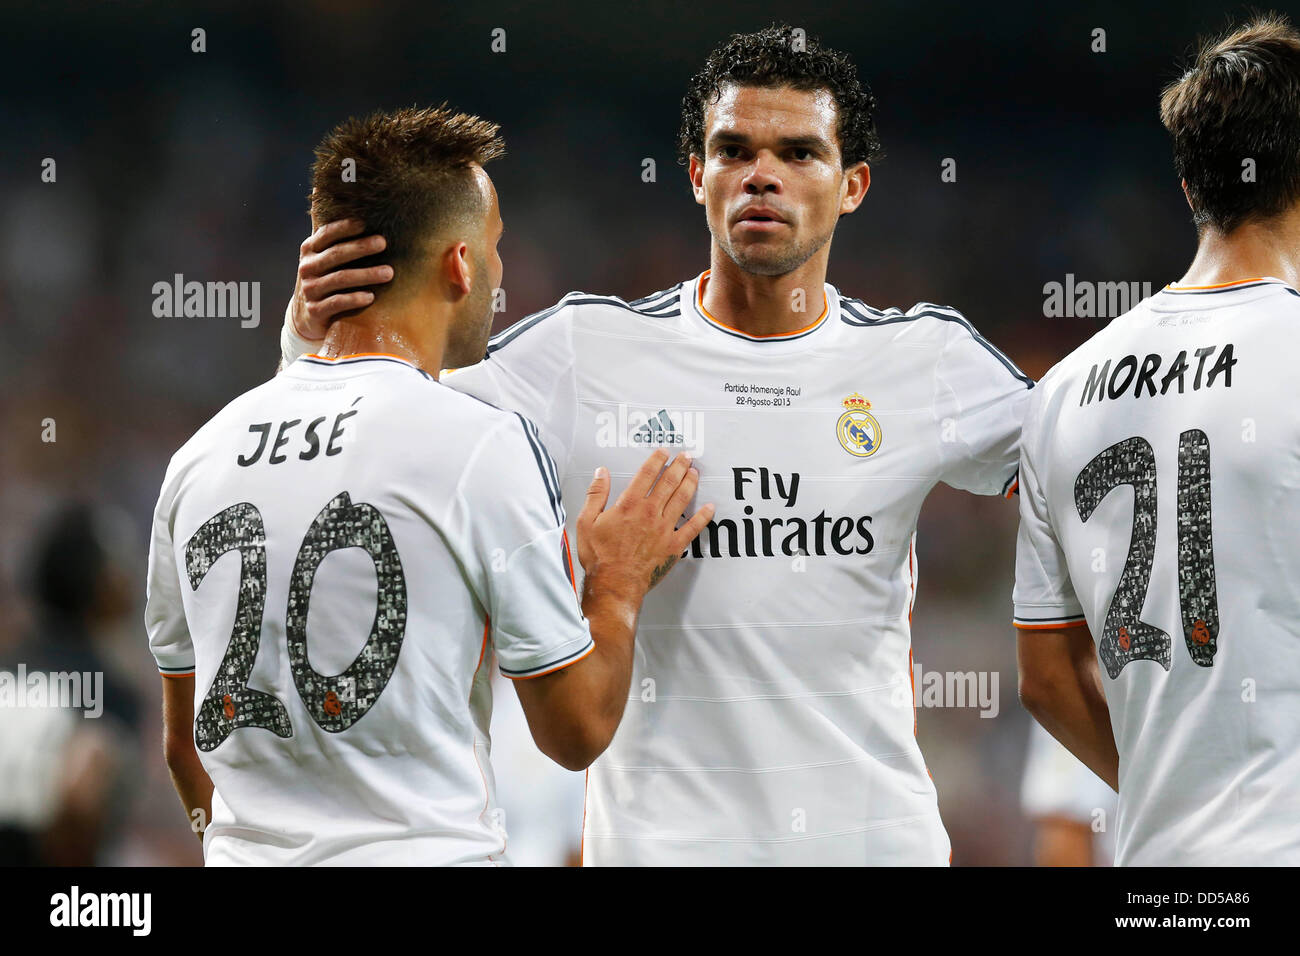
{"left": 515, "top": 451, "right": 707, "bottom": 770}
{"left": 1025, "top": 698, "right": 1118, "bottom": 792}
{"left": 165, "top": 745, "right": 214, "bottom": 844}
{"left": 1018, "top": 631, "right": 1119, "bottom": 791}
{"left": 578, "top": 568, "right": 643, "bottom": 731}
{"left": 161, "top": 675, "right": 214, "bottom": 844}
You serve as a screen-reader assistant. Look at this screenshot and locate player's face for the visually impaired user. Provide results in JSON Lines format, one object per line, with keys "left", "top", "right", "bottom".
{"left": 691, "top": 83, "right": 867, "bottom": 277}
{"left": 446, "top": 167, "right": 504, "bottom": 368}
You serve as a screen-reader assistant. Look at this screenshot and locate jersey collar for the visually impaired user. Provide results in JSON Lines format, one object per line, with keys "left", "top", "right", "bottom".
{"left": 690, "top": 270, "right": 832, "bottom": 344}
{"left": 1162, "top": 276, "right": 1299, "bottom": 296}
{"left": 299, "top": 352, "right": 433, "bottom": 379}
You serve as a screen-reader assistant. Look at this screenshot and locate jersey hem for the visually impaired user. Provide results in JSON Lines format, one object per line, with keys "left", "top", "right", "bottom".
{"left": 500, "top": 638, "right": 595, "bottom": 680}
{"left": 155, "top": 659, "right": 197, "bottom": 675}
{"left": 1012, "top": 614, "right": 1087, "bottom": 630}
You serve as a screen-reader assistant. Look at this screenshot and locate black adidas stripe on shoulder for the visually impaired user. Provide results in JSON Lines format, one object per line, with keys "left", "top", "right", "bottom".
{"left": 563, "top": 291, "right": 681, "bottom": 318}
{"left": 514, "top": 413, "right": 565, "bottom": 527}
{"left": 840, "top": 298, "right": 1033, "bottom": 389}
{"left": 626, "top": 282, "right": 681, "bottom": 308}
{"left": 638, "top": 297, "right": 682, "bottom": 316}
{"left": 629, "top": 283, "right": 683, "bottom": 312}
{"left": 486, "top": 287, "right": 682, "bottom": 359}
{"left": 486, "top": 295, "right": 577, "bottom": 356}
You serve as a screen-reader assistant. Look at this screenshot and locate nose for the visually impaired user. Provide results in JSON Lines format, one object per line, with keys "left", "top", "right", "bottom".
{"left": 741, "top": 151, "right": 782, "bottom": 194}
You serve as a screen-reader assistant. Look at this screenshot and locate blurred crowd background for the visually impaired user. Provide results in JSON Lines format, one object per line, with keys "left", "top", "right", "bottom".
{"left": 0, "top": 0, "right": 1235, "bottom": 865}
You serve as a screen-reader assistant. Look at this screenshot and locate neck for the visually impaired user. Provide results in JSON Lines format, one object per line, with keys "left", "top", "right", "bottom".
{"left": 1178, "top": 210, "right": 1300, "bottom": 289}
{"left": 319, "top": 299, "right": 448, "bottom": 377}
{"left": 701, "top": 243, "right": 830, "bottom": 336}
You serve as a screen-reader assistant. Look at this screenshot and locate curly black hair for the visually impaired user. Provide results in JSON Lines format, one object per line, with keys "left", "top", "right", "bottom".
{"left": 677, "top": 24, "right": 882, "bottom": 168}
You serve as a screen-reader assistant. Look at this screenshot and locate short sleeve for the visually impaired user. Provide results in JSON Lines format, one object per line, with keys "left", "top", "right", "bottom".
{"left": 1012, "top": 392, "right": 1086, "bottom": 630}
{"left": 144, "top": 467, "right": 196, "bottom": 676}
{"left": 443, "top": 298, "right": 579, "bottom": 471}
{"left": 933, "top": 313, "right": 1035, "bottom": 497}
{"left": 458, "top": 412, "right": 593, "bottom": 679}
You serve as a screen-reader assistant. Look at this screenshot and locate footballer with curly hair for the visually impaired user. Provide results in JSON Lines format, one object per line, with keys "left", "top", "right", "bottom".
{"left": 279, "top": 26, "right": 1032, "bottom": 865}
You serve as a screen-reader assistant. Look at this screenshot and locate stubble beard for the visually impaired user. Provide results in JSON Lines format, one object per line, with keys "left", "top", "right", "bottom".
{"left": 713, "top": 220, "right": 835, "bottom": 277}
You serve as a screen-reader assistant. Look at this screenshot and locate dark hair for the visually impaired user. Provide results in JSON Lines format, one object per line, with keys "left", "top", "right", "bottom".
{"left": 1160, "top": 14, "right": 1300, "bottom": 232}
{"left": 310, "top": 105, "right": 504, "bottom": 288}
{"left": 677, "top": 24, "right": 882, "bottom": 167}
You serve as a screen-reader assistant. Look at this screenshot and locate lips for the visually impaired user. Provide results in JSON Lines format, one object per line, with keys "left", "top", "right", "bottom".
{"left": 734, "top": 206, "right": 788, "bottom": 225}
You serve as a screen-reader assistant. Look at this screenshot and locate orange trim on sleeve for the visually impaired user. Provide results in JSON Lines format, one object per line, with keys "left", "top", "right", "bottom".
{"left": 159, "top": 671, "right": 195, "bottom": 679}
{"left": 1013, "top": 619, "right": 1088, "bottom": 630}
{"left": 1003, "top": 477, "right": 1019, "bottom": 499}
{"left": 502, "top": 642, "right": 596, "bottom": 680}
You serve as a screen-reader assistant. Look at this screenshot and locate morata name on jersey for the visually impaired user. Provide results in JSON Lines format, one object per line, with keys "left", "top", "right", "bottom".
{"left": 1079, "top": 343, "right": 1236, "bottom": 407}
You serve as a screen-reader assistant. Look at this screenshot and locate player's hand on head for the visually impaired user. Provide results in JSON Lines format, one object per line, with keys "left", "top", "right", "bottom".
{"left": 292, "top": 218, "right": 394, "bottom": 340}
{"left": 576, "top": 451, "right": 714, "bottom": 598}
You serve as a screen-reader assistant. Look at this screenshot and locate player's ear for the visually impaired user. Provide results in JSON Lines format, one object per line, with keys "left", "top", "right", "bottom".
{"left": 839, "top": 161, "right": 870, "bottom": 216}
{"left": 688, "top": 154, "right": 706, "bottom": 206}
{"left": 445, "top": 242, "right": 473, "bottom": 297}
{"left": 1180, "top": 178, "right": 1193, "bottom": 211}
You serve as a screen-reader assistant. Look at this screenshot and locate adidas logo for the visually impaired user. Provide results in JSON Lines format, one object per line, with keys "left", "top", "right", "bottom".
{"left": 595, "top": 405, "right": 704, "bottom": 451}
{"left": 634, "top": 410, "right": 685, "bottom": 445}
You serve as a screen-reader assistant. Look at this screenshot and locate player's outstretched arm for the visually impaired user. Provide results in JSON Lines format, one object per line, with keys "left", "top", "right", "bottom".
{"left": 278, "top": 219, "right": 395, "bottom": 368}
{"left": 513, "top": 451, "right": 714, "bottom": 771}
{"left": 161, "top": 675, "right": 214, "bottom": 846}
{"left": 1017, "top": 626, "right": 1119, "bottom": 791}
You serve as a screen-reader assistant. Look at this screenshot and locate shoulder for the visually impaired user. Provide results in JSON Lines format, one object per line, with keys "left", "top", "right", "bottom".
{"left": 395, "top": 370, "right": 544, "bottom": 450}
{"left": 486, "top": 284, "right": 685, "bottom": 356}
{"left": 838, "top": 295, "right": 981, "bottom": 345}
{"left": 840, "top": 293, "right": 975, "bottom": 334}
{"left": 1033, "top": 306, "right": 1138, "bottom": 402}
{"left": 431, "top": 380, "right": 552, "bottom": 455}
{"left": 454, "top": 402, "right": 563, "bottom": 517}
{"left": 1018, "top": 315, "right": 1138, "bottom": 447}
{"left": 837, "top": 292, "right": 1033, "bottom": 387}
{"left": 167, "top": 378, "right": 280, "bottom": 468}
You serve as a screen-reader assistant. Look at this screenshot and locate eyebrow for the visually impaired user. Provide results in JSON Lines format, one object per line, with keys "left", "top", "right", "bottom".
{"left": 707, "top": 130, "right": 833, "bottom": 152}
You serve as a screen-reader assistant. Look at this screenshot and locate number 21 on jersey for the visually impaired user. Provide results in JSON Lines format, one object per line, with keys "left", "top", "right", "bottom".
{"left": 1074, "top": 430, "right": 1219, "bottom": 679}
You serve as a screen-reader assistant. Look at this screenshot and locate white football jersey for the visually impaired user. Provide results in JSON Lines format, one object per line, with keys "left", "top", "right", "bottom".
{"left": 1013, "top": 277, "right": 1300, "bottom": 866}
{"left": 145, "top": 352, "right": 593, "bottom": 865}
{"left": 439, "top": 271, "right": 1031, "bottom": 864}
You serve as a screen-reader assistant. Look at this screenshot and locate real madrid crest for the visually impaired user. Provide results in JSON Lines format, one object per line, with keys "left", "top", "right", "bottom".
{"left": 837, "top": 393, "right": 882, "bottom": 458}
